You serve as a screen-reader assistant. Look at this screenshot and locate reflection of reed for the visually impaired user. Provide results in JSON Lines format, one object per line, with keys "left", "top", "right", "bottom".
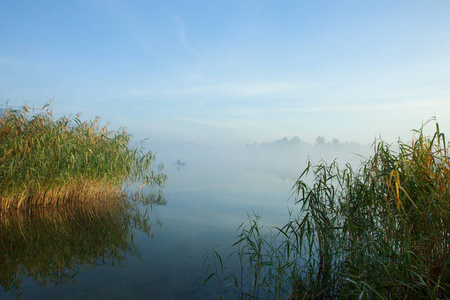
{"left": 0, "top": 192, "right": 165, "bottom": 295}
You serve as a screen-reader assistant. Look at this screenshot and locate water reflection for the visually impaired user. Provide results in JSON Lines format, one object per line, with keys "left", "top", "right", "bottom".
{"left": 0, "top": 192, "right": 165, "bottom": 297}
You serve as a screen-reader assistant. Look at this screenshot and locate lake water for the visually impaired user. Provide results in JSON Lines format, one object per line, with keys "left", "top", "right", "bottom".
{"left": 0, "top": 145, "right": 368, "bottom": 299}
{"left": 0, "top": 152, "right": 305, "bottom": 299}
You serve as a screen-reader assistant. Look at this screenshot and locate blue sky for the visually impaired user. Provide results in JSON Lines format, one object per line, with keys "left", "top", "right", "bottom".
{"left": 1, "top": 1, "right": 450, "bottom": 147}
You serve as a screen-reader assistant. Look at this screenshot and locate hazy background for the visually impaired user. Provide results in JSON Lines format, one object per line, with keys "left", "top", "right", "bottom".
{"left": 1, "top": 1, "right": 450, "bottom": 158}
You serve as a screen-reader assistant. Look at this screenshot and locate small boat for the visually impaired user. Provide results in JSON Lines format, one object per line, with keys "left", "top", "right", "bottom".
{"left": 176, "top": 159, "right": 187, "bottom": 166}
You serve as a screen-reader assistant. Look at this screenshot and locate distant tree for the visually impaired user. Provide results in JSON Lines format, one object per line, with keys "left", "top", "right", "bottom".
{"left": 291, "top": 136, "right": 301, "bottom": 144}
{"left": 332, "top": 138, "right": 340, "bottom": 146}
{"left": 275, "top": 137, "right": 289, "bottom": 146}
{"left": 316, "top": 136, "right": 325, "bottom": 145}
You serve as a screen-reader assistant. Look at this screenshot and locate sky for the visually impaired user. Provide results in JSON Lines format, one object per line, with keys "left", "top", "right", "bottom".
{"left": 1, "top": 0, "right": 450, "bottom": 148}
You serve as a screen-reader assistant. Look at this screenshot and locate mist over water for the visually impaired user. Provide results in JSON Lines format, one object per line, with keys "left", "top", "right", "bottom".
{"left": 153, "top": 135, "right": 373, "bottom": 230}
{"left": 152, "top": 135, "right": 373, "bottom": 183}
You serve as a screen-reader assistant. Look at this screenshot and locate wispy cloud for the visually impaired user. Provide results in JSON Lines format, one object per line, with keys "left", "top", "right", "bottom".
{"left": 113, "top": 81, "right": 313, "bottom": 101}
{"left": 308, "top": 99, "right": 450, "bottom": 113}
{"left": 175, "top": 117, "right": 239, "bottom": 129}
{"left": 0, "top": 56, "right": 46, "bottom": 67}
{"left": 238, "top": 99, "right": 450, "bottom": 115}
{"left": 173, "top": 15, "right": 199, "bottom": 59}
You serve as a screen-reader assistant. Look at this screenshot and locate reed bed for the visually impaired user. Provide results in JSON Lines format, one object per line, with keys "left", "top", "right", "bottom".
{"left": 205, "top": 120, "right": 450, "bottom": 299}
{"left": 0, "top": 102, "right": 166, "bottom": 210}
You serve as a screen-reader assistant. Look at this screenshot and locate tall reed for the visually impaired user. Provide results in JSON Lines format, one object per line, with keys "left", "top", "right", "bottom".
{"left": 0, "top": 102, "right": 166, "bottom": 210}
{"left": 205, "top": 120, "right": 450, "bottom": 299}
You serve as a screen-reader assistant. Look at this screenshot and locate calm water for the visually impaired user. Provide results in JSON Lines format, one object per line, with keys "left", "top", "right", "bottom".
{"left": 0, "top": 153, "right": 304, "bottom": 299}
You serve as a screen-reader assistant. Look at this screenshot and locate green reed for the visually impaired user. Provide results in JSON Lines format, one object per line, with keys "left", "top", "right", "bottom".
{"left": 205, "top": 120, "right": 450, "bottom": 299}
{"left": 0, "top": 102, "right": 166, "bottom": 209}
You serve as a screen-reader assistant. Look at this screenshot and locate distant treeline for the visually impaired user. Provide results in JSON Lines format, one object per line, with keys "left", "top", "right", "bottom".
{"left": 245, "top": 136, "right": 370, "bottom": 157}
